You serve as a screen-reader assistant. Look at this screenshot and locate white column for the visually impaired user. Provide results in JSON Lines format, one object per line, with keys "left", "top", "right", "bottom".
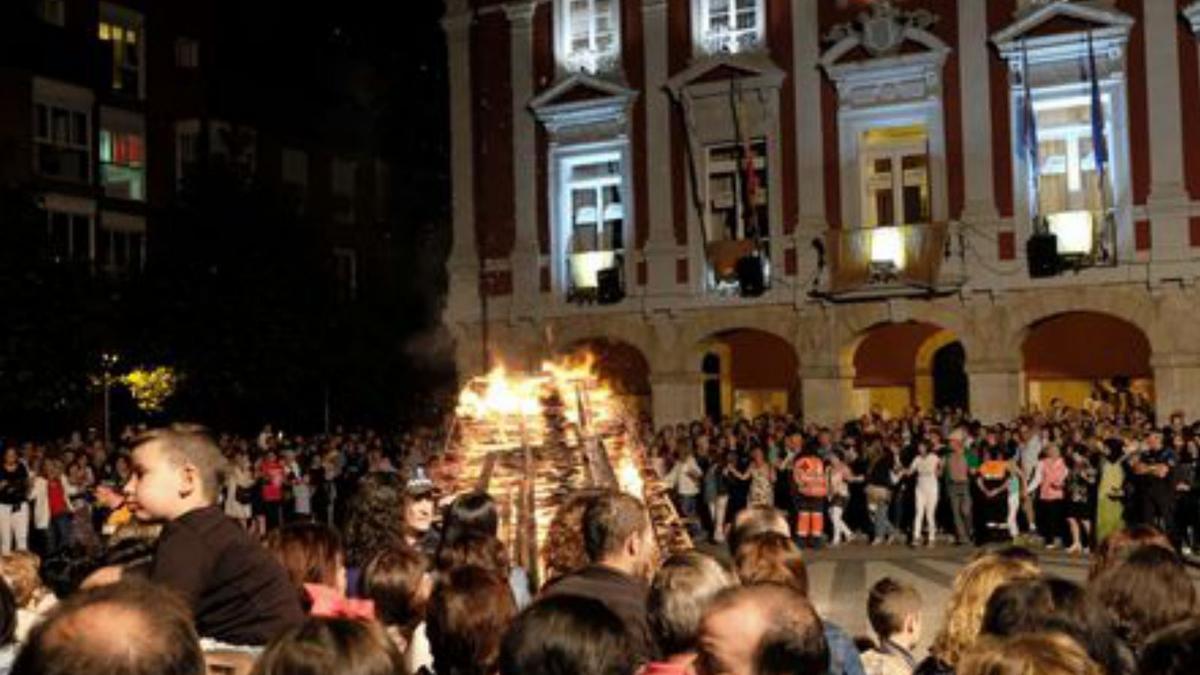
{"left": 1143, "top": 0, "right": 1191, "bottom": 265}
{"left": 505, "top": 1, "right": 541, "bottom": 317}
{"left": 642, "top": 0, "right": 679, "bottom": 296}
{"left": 966, "top": 359, "right": 1021, "bottom": 424}
{"left": 442, "top": 5, "right": 481, "bottom": 322}
{"left": 1152, "top": 353, "right": 1200, "bottom": 422}
{"left": 957, "top": 0, "right": 998, "bottom": 222}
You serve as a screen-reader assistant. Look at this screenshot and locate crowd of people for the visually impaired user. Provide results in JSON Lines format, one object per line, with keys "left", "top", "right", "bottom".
{"left": 0, "top": 401, "right": 1195, "bottom": 674}
{"left": 654, "top": 404, "right": 1199, "bottom": 556}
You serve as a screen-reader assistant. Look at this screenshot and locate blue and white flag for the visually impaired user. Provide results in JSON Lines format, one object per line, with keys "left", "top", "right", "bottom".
{"left": 1087, "top": 31, "right": 1108, "bottom": 182}
{"left": 1019, "top": 40, "right": 1040, "bottom": 222}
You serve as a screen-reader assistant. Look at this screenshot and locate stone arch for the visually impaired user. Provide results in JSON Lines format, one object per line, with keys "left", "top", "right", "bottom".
{"left": 1020, "top": 310, "right": 1153, "bottom": 412}
{"left": 693, "top": 326, "right": 801, "bottom": 418}
{"left": 1004, "top": 289, "right": 1162, "bottom": 358}
{"left": 554, "top": 336, "right": 653, "bottom": 417}
{"left": 544, "top": 317, "right": 657, "bottom": 369}
{"left": 833, "top": 302, "right": 982, "bottom": 376}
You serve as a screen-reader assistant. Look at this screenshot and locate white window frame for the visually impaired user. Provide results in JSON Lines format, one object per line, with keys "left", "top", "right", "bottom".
{"left": 549, "top": 141, "right": 633, "bottom": 298}
{"left": 691, "top": 0, "right": 765, "bottom": 56}
{"left": 98, "top": 211, "right": 146, "bottom": 272}
{"left": 99, "top": 3, "right": 146, "bottom": 99}
{"left": 859, "top": 135, "right": 932, "bottom": 229}
{"left": 42, "top": 194, "right": 96, "bottom": 264}
{"left": 32, "top": 79, "right": 93, "bottom": 184}
{"left": 703, "top": 139, "right": 768, "bottom": 243}
{"left": 555, "top": 0, "right": 621, "bottom": 74}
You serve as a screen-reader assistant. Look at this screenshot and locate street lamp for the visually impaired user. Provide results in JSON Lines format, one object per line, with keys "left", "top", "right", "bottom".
{"left": 100, "top": 352, "right": 120, "bottom": 447}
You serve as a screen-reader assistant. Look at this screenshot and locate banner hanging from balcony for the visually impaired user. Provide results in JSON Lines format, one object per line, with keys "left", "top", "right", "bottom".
{"left": 826, "top": 224, "right": 947, "bottom": 295}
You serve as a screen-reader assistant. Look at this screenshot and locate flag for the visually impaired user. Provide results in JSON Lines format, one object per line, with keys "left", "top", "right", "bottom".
{"left": 1087, "top": 31, "right": 1108, "bottom": 183}
{"left": 1019, "top": 40, "right": 1041, "bottom": 223}
{"left": 729, "top": 78, "right": 760, "bottom": 241}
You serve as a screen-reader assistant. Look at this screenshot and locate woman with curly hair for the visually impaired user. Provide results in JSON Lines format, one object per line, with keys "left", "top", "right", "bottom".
{"left": 913, "top": 553, "right": 1041, "bottom": 675}
{"left": 958, "top": 633, "right": 1102, "bottom": 675}
{"left": 540, "top": 488, "right": 608, "bottom": 585}
{"left": 1090, "top": 545, "right": 1197, "bottom": 656}
{"left": 342, "top": 473, "right": 409, "bottom": 595}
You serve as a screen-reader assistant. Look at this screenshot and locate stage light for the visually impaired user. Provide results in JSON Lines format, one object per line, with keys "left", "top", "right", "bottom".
{"left": 870, "top": 226, "right": 905, "bottom": 270}
{"left": 1047, "top": 210, "right": 1094, "bottom": 256}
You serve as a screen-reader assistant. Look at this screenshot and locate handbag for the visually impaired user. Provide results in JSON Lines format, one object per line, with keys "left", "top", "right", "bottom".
{"left": 866, "top": 484, "right": 892, "bottom": 506}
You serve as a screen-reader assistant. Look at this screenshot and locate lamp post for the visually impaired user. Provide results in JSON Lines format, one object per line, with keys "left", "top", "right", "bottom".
{"left": 100, "top": 352, "right": 120, "bottom": 447}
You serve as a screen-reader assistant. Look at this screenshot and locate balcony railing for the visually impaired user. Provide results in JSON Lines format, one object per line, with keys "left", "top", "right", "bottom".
{"left": 824, "top": 223, "right": 954, "bottom": 297}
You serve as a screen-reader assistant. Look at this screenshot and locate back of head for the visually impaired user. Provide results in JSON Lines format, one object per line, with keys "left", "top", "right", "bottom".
{"left": 728, "top": 506, "right": 789, "bottom": 556}
{"left": 1090, "top": 526, "right": 1173, "bottom": 580}
{"left": 703, "top": 584, "right": 828, "bottom": 675}
{"left": 443, "top": 491, "right": 500, "bottom": 545}
{"left": 13, "top": 579, "right": 203, "bottom": 675}
{"left": 929, "top": 553, "right": 1041, "bottom": 667}
{"left": 981, "top": 578, "right": 1055, "bottom": 638}
{"left": 1091, "top": 545, "right": 1197, "bottom": 652}
{"left": 265, "top": 522, "right": 344, "bottom": 596}
{"left": 582, "top": 491, "right": 648, "bottom": 564}
{"left": 867, "top": 577, "right": 922, "bottom": 642}
{"left": 344, "top": 473, "right": 406, "bottom": 568}
{"left": 1139, "top": 618, "right": 1200, "bottom": 675}
{"left": 648, "top": 551, "right": 737, "bottom": 658}
{"left": 427, "top": 565, "right": 516, "bottom": 675}
{"left": 362, "top": 546, "right": 429, "bottom": 631}
{"left": 250, "top": 617, "right": 403, "bottom": 675}
{"left": 958, "top": 633, "right": 1102, "bottom": 675}
{"left": 500, "top": 595, "right": 640, "bottom": 675}
{"left": 734, "top": 532, "right": 808, "bottom": 596}
{"left": 133, "top": 424, "right": 227, "bottom": 503}
{"left": 1, "top": 550, "right": 45, "bottom": 608}
{"left": 434, "top": 530, "right": 510, "bottom": 578}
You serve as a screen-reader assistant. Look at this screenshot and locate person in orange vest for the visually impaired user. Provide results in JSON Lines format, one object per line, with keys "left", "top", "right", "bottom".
{"left": 792, "top": 444, "right": 828, "bottom": 549}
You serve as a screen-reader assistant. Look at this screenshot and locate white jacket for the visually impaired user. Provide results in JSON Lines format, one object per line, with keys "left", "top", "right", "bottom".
{"left": 29, "top": 476, "right": 76, "bottom": 529}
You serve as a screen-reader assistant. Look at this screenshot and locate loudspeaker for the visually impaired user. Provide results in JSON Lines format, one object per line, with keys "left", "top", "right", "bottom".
{"left": 1026, "top": 234, "right": 1060, "bottom": 278}
{"left": 736, "top": 255, "right": 765, "bottom": 297}
{"left": 597, "top": 267, "right": 623, "bottom": 304}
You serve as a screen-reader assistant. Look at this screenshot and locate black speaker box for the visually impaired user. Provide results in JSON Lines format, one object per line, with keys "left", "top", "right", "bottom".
{"left": 736, "top": 255, "right": 765, "bottom": 297}
{"left": 597, "top": 267, "right": 623, "bottom": 304}
{"left": 1026, "top": 233, "right": 1060, "bottom": 278}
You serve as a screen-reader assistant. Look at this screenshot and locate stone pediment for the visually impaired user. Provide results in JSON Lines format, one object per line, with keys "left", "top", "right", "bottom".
{"left": 529, "top": 73, "right": 637, "bottom": 141}
{"left": 991, "top": 0, "right": 1132, "bottom": 70}
{"left": 666, "top": 52, "right": 785, "bottom": 99}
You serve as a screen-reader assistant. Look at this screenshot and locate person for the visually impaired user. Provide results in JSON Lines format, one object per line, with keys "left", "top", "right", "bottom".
{"left": 539, "top": 490, "right": 659, "bottom": 661}
{"left": 0, "top": 449, "right": 29, "bottom": 555}
{"left": 1138, "top": 617, "right": 1200, "bottom": 675}
{"left": 1065, "top": 447, "right": 1097, "bottom": 554}
{"left": 1131, "top": 433, "right": 1177, "bottom": 546}
{"left": 747, "top": 446, "right": 775, "bottom": 510}
{"left": 1096, "top": 438, "right": 1129, "bottom": 543}
{"left": 440, "top": 491, "right": 531, "bottom": 608}
{"left": 645, "top": 551, "right": 738, "bottom": 675}
{"left": 664, "top": 445, "right": 704, "bottom": 540}
{"left": 343, "top": 472, "right": 409, "bottom": 594}
{"left": 84, "top": 424, "right": 304, "bottom": 646}
{"left": 0, "top": 551, "right": 55, "bottom": 643}
{"left": 697, "top": 583, "right": 829, "bottom": 675}
{"left": 257, "top": 449, "right": 287, "bottom": 531}
{"left": 867, "top": 445, "right": 900, "bottom": 545}
{"left": 909, "top": 441, "right": 941, "bottom": 547}
{"left": 0, "top": 579, "right": 16, "bottom": 672}
{"left": 944, "top": 434, "right": 975, "bottom": 545}
{"left": 250, "top": 617, "right": 405, "bottom": 675}
{"left": 914, "top": 553, "right": 1041, "bottom": 675}
{"left": 29, "top": 459, "right": 74, "bottom": 557}
{"left": 426, "top": 565, "right": 516, "bottom": 675}
{"left": 828, "top": 451, "right": 860, "bottom": 546}
{"left": 1091, "top": 545, "right": 1197, "bottom": 655}
{"left": 861, "top": 578, "right": 923, "bottom": 675}
{"left": 362, "top": 546, "right": 433, "bottom": 670}
{"left": 499, "top": 595, "right": 641, "bottom": 675}
{"left": 1088, "top": 525, "right": 1174, "bottom": 580}
{"left": 12, "top": 579, "right": 205, "bottom": 675}
{"left": 402, "top": 471, "right": 440, "bottom": 555}
{"left": 541, "top": 489, "right": 607, "bottom": 582}
{"left": 957, "top": 633, "right": 1102, "bottom": 675}
{"left": 224, "top": 452, "right": 254, "bottom": 529}
{"left": 792, "top": 444, "right": 827, "bottom": 548}
{"left": 975, "top": 445, "right": 1012, "bottom": 544}
{"left": 1032, "top": 444, "right": 1069, "bottom": 549}
{"left": 263, "top": 521, "right": 351, "bottom": 613}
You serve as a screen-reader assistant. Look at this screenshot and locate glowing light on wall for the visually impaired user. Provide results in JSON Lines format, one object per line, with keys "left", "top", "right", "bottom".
{"left": 870, "top": 226, "right": 905, "bottom": 269}
{"left": 1047, "top": 210, "right": 1094, "bottom": 256}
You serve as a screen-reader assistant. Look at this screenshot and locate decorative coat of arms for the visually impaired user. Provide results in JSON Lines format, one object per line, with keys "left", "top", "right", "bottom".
{"left": 824, "top": 0, "right": 939, "bottom": 57}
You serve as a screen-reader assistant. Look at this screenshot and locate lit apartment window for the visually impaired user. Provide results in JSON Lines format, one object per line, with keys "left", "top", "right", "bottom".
{"left": 40, "top": 0, "right": 65, "bottom": 27}
{"left": 331, "top": 159, "right": 356, "bottom": 223}
{"left": 557, "top": 0, "right": 619, "bottom": 73}
{"left": 99, "top": 5, "right": 144, "bottom": 97}
{"left": 33, "top": 102, "right": 90, "bottom": 183}
{"left": 333, "top": 248, "right": 357, "bottom": 301}
{"left": 695, "top": 0, "right": 764, "bottom": 54}
{"left": 98, "top": 212, "right": 146, "bottom": 272}
{"left": 860, "top": 125, "right": 930, "bottom": 229}
{"left": 99, "top": 128, "right": 146, "bottom": 201}
{"left": 175, "top": 37, "right": 200, "bottom": 69}
{"left": 1034, "top": 95, "right": 1114, "bottom": 255}
{"left": 46, "top": 209, "right": 93, "bottom": 263}
{"left": 558, "top": 150, "right": 626, "bottom": 299}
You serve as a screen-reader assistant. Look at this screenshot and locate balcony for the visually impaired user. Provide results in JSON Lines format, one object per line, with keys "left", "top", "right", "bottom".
{"left": 821, "top": 222, "right": 963, "bottom": 300}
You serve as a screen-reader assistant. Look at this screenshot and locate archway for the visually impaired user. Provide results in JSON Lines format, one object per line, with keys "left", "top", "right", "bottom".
{"left": 849, "top": 321, "right": 968, "bottom": 416}
{"left": 1021, "top": 312, "right": 1152, "bottom": 413}
{"left": 696, "top": 329, "right": 799, "bottom": 419}
{"left": 559, "top": 338, "right": 652, "bottom": 416}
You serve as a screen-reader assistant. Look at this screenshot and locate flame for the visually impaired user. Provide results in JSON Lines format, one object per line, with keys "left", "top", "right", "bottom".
{"left": 617, "top": 456, "right": 644, "bottom": 500}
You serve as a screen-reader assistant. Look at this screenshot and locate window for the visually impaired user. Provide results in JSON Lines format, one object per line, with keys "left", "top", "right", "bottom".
{"left": 557, "top": 0, "right": 620, "bottom": 73}
{"left": 98, "top": 212, "right": 145, "bottom": 272}
{"left": 558, "top": 150, "right": 626, "bottom": 298}
{"left": 45, "top": 210, "right": 93, "bottom": 263}
{"left": 99, "top": 128, "right": 146, "bottom": 201}
{"left": 859, "top": 125, "right": 930, "bottom": 229}
{"left": 175, "top": 37, "right": 199, "bottom": 69}
{"left": 333, "top": 248, "right": 357, "bottom": 301}
{"left": 98, "top": 5, "right": 145, "bottom": 97}
{"left": 40, "top": 0, "right": 65, "bottom": 27}
{"left": 175, "top": 120, "right": 201, "bottom": 189}
{"left": 1033, "top": 94, "right": 1113, "bottom": 255}
{"left": 331, "top": 159, "right": 356, "bottom": 223}
{"left": 210, "top": 121, "right": 257, "bottom": 179}
{"left": 696, "top": 0, "right": 764, "bottom": 54}
{"left": 705, "top": 140, "right": 767, "bottom": 243}
{"left": 33, "top": 101, "right": 90, "bottom": 183}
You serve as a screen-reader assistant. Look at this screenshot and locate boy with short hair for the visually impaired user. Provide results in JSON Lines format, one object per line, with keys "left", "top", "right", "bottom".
{"left": 86, "top": 424, "right": 303, "bottom": 646}
{"left": 861, "top": 577, "right": 922, "bottom": 675}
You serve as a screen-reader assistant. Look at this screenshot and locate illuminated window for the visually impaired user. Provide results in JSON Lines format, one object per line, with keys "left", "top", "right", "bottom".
{"left": 1033, "top": 95, "right": 1113, "bottom": 255}
{"left": 99, "top": 5, "right": 144, "bottom": 97}
{"left": 705, "top": 140, "right": 768, "bottom": 243}
{"left": 695, "top": 0, "right": 764, "bottom": 54}
{"left": 557, "top": 0, "right": 620, "bottom": 73}
{"left": 33, "top": 91, "right": 91, "bottom": 183}
{"left": 46, "top": 210, "right": 93, "bottom": 263}
{"left": 859, "top": 124, "right": 930, "bottom": 229}
{"left": 99, "top": 128, "right": 146, "bottom": 201}
{"left": 558, "top": 150, "right": 626, "bottom": 297}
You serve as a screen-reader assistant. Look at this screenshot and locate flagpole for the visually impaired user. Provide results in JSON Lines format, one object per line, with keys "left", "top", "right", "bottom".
{"left": 1087, "top": 30, "right": 1112, "bottom": 264}
{"left": 1020, "top": 39, "right": 1041, "bottom": 234}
